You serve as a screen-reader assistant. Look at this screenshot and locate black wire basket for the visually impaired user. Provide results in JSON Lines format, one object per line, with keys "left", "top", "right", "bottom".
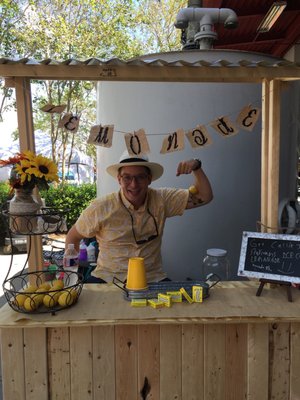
{"left": 3, "top": 270, "right": 83, "bottom": 314}
{"left": 2, "top": 207, "right": 68, "bottom": 235}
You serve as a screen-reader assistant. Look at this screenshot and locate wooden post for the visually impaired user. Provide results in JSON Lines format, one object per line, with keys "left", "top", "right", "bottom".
{"left": 261, "top": 79, "right": 270, "bottom": 232}
{"left": 267, "top": 80, "right": 281, "bottom": 232}
{"left": 14, "top": 77, "right": 43, "bottom": 272}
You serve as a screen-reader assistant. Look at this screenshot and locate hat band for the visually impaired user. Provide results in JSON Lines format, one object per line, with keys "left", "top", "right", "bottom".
{"left": 120, "top": 158, "right": 148, "bottom": 163}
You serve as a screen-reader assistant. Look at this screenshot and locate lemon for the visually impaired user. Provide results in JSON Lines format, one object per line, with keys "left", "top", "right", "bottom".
{"left": 58, "top": 291, "right": 73, "bottom": 307}
{"left": 51, "top": 279, "right": 64, "bottom": 290}
{"left": 30, "top": 288, "right": 47, "bottom": 307}
{"left": 38, "top": 282, "right": 51, "bottom": 291}
{"left": 189, "top": 185, "right": 198, "bottom": 195}
{"left": 32, "top": 295, "right": 44, "bottom": 307}
{"left": 23, "top": 284, "right": 38, "bottom": 293}
{"left": 14, "top": 293, "right": 28, "bottom": 308}
{"left": 24, "top": 296, "right": 38, "bottom": 311}
{"left": 43, "top": 292, "right": 60, "bottom": 308}
{"left": 70, "top": 288, "right": 78, "bottom": 302}
{"left": 36, "top": 287, "right": 46, "bottom": 293}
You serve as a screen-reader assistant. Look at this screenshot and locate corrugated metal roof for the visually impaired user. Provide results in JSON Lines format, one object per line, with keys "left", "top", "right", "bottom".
{"left": 0, "top": 56, "right": 299, "bottom": 68}
{"left": 1, "top": 54, "right": 300, "bottom": 83}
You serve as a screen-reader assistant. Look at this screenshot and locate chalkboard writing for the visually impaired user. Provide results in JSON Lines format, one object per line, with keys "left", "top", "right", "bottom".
{"left": 238, "top": 231, "right": 300, "bottom": 283}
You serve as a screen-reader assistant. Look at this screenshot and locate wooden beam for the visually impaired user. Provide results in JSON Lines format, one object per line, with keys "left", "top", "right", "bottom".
{"left": 0, "top": 64, "right": 300, "bottom": 82}
{"left": 14, "top": 77, "right": 43, "bottom": 272}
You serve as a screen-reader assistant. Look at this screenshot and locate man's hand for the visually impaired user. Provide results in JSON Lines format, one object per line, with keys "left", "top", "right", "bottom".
{"left": 175, "top": 159, "right": 213, "bottom": 209}
{"left": 176, "top": 159, "right": 199, "bottom": 176}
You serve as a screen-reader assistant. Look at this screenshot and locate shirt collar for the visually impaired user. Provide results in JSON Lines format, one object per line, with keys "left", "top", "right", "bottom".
{"left": 119, "top": 189, "right": 148, "bottom": 212}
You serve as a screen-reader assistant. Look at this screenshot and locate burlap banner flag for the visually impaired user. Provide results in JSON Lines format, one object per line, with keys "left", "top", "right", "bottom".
{"left": 88, "top": 124, "right": 114, "bottom": 147}
{"left": 40, "top": 103, "right": 67, "bottom": 114}
{"left": 160, "top": 129, "right": 185, "bottom": 154}
{"left": 236, "top": 105, "right": 261, "bottom": 132}
{"left": 58, "top": 113, "right": 80, "bottom": 133}
{"left": 210, "top": 115, "right": 239, "bottom": 137}
{"left": 186, "top": 125, "right": 212, "bottom": 148}
{"left": 125, "top": 129, "right": 150, "bottom": 155}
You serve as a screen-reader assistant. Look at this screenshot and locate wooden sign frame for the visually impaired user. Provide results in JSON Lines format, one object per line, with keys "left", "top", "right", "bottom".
{"left": 238, "top": 231, "right": 300, "bottom": 284}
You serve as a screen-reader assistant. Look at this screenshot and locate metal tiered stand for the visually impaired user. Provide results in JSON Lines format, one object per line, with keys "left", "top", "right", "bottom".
{"left": 1, "top": 207, "right": 83, "bottom": 315}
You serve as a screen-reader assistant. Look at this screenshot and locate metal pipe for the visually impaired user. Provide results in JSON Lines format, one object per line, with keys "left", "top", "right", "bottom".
{"left": 175, "top": 6, "right": 238, "bottom": 49}
{"left": 175, "top": 8, "right": 238, "bottom": 30}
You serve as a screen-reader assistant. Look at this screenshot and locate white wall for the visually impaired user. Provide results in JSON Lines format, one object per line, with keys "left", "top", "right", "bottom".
{"left": 96, "top": 51, "right": 299, "bottom": 280}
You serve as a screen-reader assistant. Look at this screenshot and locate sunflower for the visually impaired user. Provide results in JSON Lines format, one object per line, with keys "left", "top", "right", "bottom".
{"left": 22, "top": 150, "right": 36, "bottom": 162}
{"left": 1, "top": 151, "right": 59, "bottom": 191}
{"left": 26, "top": 155, "right": 59, "bottom": 182}
{"left": 14, "top": 159, "right": 33, "bottom": 183}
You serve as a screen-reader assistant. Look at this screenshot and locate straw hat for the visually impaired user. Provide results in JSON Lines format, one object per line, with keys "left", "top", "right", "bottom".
{"left": 106, "top": 151, "right": 164, "bottom": 181}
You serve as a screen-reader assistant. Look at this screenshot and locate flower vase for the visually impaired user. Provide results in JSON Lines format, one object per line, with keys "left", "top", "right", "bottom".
{"left": 9, "top": 189, "right": 41, "bottom": 234}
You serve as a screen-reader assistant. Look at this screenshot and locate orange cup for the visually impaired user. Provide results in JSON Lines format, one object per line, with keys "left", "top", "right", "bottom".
{"left": 126, "top": 257, "right": 148, "bottom": 290}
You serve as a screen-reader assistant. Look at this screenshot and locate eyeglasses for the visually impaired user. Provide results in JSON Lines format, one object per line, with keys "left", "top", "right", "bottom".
{"left": 119, "top": 195, "right": 159, "bottom": 245}
{"left": 130, "top": 208, "right": 159, "bottom": 245}
{"left": 120, "top": 174, "right": 149, "bottom": 185}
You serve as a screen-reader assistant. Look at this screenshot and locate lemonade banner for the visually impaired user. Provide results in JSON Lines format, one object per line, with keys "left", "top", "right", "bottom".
{"left": 87, "top": 104, "right": 261, "bottom": 155}
{"left": 42, "top": 103, "right": 260, "bottom": 155}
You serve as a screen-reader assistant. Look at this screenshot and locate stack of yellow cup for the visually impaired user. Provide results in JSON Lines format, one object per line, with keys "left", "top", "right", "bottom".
{"left": 126, "top": 257, "right": 148, "bottom": 290}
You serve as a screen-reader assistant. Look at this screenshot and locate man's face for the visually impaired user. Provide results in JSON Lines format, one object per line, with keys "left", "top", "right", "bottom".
{"left": 118, "top": 165, "right": 152, "bottom": 208}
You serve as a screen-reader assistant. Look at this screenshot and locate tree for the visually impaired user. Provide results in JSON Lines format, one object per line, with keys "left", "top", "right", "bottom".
{"left": 0, "top": 1, "right": 34, "bottom": 120}
{"left": 135, "top": 0, "right": 186, "bottom": 53}
{"left": 2, "top": 0, "right": 144, "bottom": 181}
{"left": 0, "top": 0, "right": 185, "bottom": 181}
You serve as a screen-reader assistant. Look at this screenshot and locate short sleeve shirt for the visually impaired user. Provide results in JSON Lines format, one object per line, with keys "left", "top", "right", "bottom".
{"left": 75, "top": 187, "right": 189, "bottom": 283}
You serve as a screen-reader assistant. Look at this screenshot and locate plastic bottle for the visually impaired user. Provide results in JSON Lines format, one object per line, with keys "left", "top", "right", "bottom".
{"left": 79, "top": 241, "right": 88, "bottom": 262}
{"left": 87, "top": 242, "right": 96, "bottom": 262}
{"left": 202, "top": 248, "right": 230, "bottom": 281}
{"left": 63, "top": 243, "right": 79, "bottom": 286}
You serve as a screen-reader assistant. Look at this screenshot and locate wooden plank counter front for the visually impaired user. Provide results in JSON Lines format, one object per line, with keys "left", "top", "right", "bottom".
{"left": 1, "top": 281, "right": 300, "bottom": 400}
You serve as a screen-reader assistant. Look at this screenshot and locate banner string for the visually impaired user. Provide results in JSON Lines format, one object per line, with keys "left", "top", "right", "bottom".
{"left": 110, "top": 96, "right": 262, "bottom": 136}
{"left": 39, "top": 94, "right": 263, "bottom": 137}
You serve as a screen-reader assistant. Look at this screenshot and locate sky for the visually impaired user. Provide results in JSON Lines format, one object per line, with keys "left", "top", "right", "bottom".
{"left": 0, "top": 110, "right": 18, "bottom": 152}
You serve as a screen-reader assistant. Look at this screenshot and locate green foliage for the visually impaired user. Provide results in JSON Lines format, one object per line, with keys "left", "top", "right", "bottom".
{"left": 0, "top": 182, "right": 11, "bottom": 244}
{"left": 135, "top": 0, "right": 186, "bottom": 53}
{"left": 0, "top": 0, "right": 184, "bottom": 175}
{"left": 0, "top": 182, "right": 96, "bottom": 243}
{"left": 0, "top": 181, "right": 11, "bottom": 204}
{"left": 7, "top": 0, "right": 143, "bottom": 61}
{"left": 0, "top": 0, "right": 144, "bottom": 172}
{"left": 40, "top": 183, "right": 96, "bottom": 229}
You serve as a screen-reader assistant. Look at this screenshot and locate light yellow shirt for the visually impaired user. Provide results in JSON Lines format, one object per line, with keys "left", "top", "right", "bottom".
{"left": 75, "top": 187, "right": 189, "bottom": 283}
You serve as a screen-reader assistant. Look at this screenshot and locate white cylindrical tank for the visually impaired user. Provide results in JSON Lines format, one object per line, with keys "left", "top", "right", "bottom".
{"left": 96, "top": 50, "right": 299, "bottom": 280}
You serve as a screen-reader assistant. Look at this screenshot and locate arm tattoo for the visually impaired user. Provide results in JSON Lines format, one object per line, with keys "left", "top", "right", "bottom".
{"left": 187, "top": 192, "right": 204, "bottom": 208}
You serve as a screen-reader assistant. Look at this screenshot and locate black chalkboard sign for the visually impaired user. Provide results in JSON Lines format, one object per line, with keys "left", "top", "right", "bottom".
{"left": 238, "top": 231, "right": 300, "bottom": 283}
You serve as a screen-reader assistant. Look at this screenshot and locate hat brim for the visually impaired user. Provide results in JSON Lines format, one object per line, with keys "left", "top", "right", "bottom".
{"left": 106, "top": 161, "right": 164, "bottom": 181}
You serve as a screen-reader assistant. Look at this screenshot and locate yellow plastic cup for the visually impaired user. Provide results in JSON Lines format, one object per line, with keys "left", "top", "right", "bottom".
{"left": 126, "top": 257, "right": 148, "bottom": 290}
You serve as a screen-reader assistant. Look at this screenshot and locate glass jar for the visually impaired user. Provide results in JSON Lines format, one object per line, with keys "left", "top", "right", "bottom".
{"left": 202, "top": 248, "right": 230, "bottom": 281}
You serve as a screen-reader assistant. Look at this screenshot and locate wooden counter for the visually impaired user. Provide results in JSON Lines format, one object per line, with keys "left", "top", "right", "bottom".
{"left": 1, "top": 281, "right": 300, "bottom": 399}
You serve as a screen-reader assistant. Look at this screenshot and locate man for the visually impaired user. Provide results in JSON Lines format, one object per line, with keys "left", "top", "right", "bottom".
{"left": 65, "top": 151, "right": 213, "bottom": 283}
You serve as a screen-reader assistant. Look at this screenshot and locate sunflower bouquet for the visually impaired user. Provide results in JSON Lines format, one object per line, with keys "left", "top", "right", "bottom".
{"left": 0, "top": 150, "right": 59, "bottom": 193}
